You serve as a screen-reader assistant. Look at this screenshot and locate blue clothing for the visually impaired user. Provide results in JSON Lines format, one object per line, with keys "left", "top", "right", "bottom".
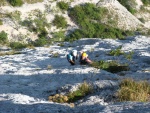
{"left": 67, "top": 54, "right": 73, "bottom": 61}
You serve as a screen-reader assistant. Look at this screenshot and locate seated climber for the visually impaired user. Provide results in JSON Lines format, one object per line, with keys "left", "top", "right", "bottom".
{"left": 79, "top": 51, "right": 92, "bottom": 65}
{"left": 67, "top": 50, "right": 79, "bottom": 65}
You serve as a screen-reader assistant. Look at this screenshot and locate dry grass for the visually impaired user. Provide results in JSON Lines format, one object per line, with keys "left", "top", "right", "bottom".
{"left": 117, "top": 78, "right": 150, "bottom": 102}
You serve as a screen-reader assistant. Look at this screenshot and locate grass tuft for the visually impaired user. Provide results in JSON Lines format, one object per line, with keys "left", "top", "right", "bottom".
{"left": 48, "top": 82, "right": 93, "bottom": 103}
{"left": 117, "top": 78, "right": 150, "bottom": 102}
{"left": 91, "top": 60, "right": 129, "bottom": 73}
{"left": 67, "top": 81, "right": 93, "bottom": 103}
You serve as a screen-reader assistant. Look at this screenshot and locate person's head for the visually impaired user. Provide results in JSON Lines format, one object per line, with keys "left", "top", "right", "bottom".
{"left": 72, "top": 50, "right": 77, "bottom": 57}
{"left": 82, "top": 52, "right": 88, "bottom": 57}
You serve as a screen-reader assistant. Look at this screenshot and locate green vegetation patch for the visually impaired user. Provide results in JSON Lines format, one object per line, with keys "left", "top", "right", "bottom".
{"left": 57, "top": 1, "right": 69, "bottom": 11}
{"left": 108, "top": 46, "right": 134, "bottom": 60}
{"left": 91, "top": 60, "right": 129, "bottom": 73}
{"left": 118, "top": 0, "right": 137, "bottom": 14}
{"left": 0, "top": 19, "right": 3, "bottom": 25}
{"left": 9, "top": 42, "right": 27, "bottom": 50}
{"left": 51, "top": 31, "right": 65, "bottom": 42}
{"left": 117, "top": 78, "right": 150, "bottom": 102}
{"left": 141, "top": 0, "right": 150, "bottom": 6}
{"left": 0, "top": 31, "right": 8, "bottom": 44}
{"left": 8, "top": 0, "right": 23, "bottom": 7}
{"left": 52, "top": 15, "right": 67, "bottom": 29}
{"left": 66, "top": 3, "right": 134, "bottom": 41}
{"left": 32, "top": 37, "right": 50, "bottom": 47}
{"left": 108, "top": 46, "right": 124, "bottom": 56}
{"left": 48, "top": 82, "right": 93, "bottom": 103}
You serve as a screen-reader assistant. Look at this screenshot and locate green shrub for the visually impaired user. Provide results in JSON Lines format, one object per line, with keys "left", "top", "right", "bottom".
{"left": 117, "top": 78, "right": 150, "bottom": 102}
{"left": 147, "top": 29, "right": 150, "bottom": 35}
{"left": 8, "top": 0, "right": 23, "bottom": 6}
{"left": 10, "top": 42, "right": 27, "bottom": 49}
{"left": 67, "top": 82, "right": 93, "bottom": 102}
{"left": 0, "top": 31, "right": 8, "bottom": 44}
{"left": 51, "top": 31, "right": 65, "bottom": 42}
{"left": 67, "top": 3, "right": 134, "bottom": 40}
{"left": 139, "top": 18, "right": 145, "bottom": 23}
{"left": 37, "top": 28, "right": 48, "bottom": 38}
{"left": 108, "top": 46, "right": 124, "bottom": 56}
{"left": 65, "top": 29, "right": 83, "bottom": 42}
{"left": 52, "top": 15, "right": 67, "bottom": 29}
{"left": 91, "top": 60, "right": 129, "bottom": 73}
{"left": 0, "top": 19, "right": 3, "bottom": 25}
{"left": 48, "top": 82, "right": 93, "bottom": 103}
{"left": 32, "top": 37, "right": 48, "bottom": 47}
{"left": 118, "top": 0, "right": 137, "bottom": 14}
{"left": 69, "top": 3, "right": 106, "bottom": 25}
{"left": 124, "top": 51, "right": 134, "bottom": 60}
{"left": 57, "top": 1, "right": 69, "bottom": 11}
{"left": 141, "top": 0, "right": 150, "bottom": 5}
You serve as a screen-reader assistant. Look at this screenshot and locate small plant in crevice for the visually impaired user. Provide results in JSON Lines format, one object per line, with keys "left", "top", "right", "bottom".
{"left": 91, "top": 60, "right": 129, "bottom": 73}
{"left": 48, "top": 82, "right": 93, "bottom": 104}
{"left": 52, "top": 52, "right": 59, "bottom": 58}
{"left": 116, "top": 78, "right": 150, "bottom": 102}
{"left": 124, "top": 51, "right": 134, "bottom": 61}
{"left": 67, "top": 81, "right": 93, "bottom": 103}
{"left": 108, "top": 46, "right": 134, "bottom": 61}
{"left": 47, "top": 65, "right": 52, "bottom": 70}
{"left": 108, "top": 46, "right": 124, "bottom": 56}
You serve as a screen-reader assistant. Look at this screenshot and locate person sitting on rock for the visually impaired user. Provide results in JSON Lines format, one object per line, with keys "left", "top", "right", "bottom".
{"left": 67, "top": 50, "right": 79, "bottom": 65}
{"left": 79, "top": 51, "right": 92, "bottom": 65}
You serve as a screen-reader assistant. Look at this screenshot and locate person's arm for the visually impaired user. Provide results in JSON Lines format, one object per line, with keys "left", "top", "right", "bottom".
{"left": 85, "top": 57, "right": 92, "bottom": 64}
{"left": 69, "top": 60, "right": 75, "bottom": 64}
